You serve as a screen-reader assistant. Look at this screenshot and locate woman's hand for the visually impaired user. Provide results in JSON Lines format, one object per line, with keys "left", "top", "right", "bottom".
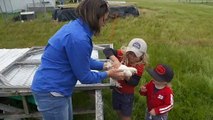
{"left": 103, "top": 61, "right": 112, "bottom": 70}
{"left": 107, "top": 68, "right": 125, "bottom": 80}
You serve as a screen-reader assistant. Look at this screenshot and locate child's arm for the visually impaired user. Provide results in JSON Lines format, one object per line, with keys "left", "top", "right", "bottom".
{"left": 110, "top": 56, "right": 121, "bottom": 68}
{"left": 125, "top": 75, "right": 141, "bottom": 86}
{"left": 103, "top": 48, "right": 121, "bottom": 68}
{"left": 125, "top": 64, "right": 144, "bottom": 86}
{"left": 151, "top": 93, "right": 174, "bottom": 115}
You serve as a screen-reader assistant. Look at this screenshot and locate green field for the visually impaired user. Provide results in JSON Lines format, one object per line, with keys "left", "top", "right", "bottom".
{"left": 0, "top": 0, "right": 213, "bottom": 120}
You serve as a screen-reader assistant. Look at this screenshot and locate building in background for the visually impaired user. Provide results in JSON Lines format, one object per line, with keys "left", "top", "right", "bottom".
{"left": 0, "top": 0, "right": 56, "bottom": 13}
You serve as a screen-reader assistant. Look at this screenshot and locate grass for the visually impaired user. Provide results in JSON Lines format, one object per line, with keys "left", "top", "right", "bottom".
{"left": 0, "top": 0, "right": 213, "bottom": 119}
{"left": 0, "top": 13, "right": 65, "bottom": 48}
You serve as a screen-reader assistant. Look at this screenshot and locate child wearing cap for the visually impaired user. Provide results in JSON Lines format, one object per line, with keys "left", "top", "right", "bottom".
{"left": 103, "top": 38, "right": 148, "bottom": 120}
{"left": 139, "top": 64, "right": 174, "bottom": 120}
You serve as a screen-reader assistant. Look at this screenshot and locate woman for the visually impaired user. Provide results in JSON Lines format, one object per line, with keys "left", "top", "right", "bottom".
{"left": 31, "top": 0, "right": 125, "bottom": 120}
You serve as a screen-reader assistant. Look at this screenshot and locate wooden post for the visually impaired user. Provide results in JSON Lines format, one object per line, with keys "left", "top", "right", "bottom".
{"left": 22, "top": 96, "right": 29, "bottom": 115}
{"left": 95, "top": 90, "right": 103, "bottom": 120}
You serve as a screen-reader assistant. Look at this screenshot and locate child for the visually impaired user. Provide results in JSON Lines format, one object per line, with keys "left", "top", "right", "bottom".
{"left": 103, "top": 38, "right": 148, "bottom": 120}
{"left": 139, "top": 64, "right": 174, "bottom": 120}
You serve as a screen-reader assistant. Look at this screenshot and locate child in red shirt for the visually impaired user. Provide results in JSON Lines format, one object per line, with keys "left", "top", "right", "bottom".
{"left": 103, "top": 38, "right": 148, "bottom": 120}
{"left": 139, "top": 64, "right": 174, "bottom": 120}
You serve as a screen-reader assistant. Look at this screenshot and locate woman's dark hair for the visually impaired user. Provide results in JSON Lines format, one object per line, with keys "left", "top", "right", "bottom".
{"left": 76, "top": 0, "right": 109, "bottom": 35}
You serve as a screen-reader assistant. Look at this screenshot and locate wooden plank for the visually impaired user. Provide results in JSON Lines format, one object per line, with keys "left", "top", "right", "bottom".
{"left": 0, "top": 91, "right": 31, "bottom": 97}
{"left": 22, "top": 96, "right": 29, "bottom": 114}
{"left": 0, "top": 83, "right": 113, "bottom": 93}
{"left": 0, "top": 112, "right": 41, "bottom": 119}
{"left": 0, "top": 103, "right": 24, "bottom": 113}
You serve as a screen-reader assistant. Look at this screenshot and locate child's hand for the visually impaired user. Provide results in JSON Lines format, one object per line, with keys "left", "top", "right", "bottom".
{"left": 140, "top": 86, "right": 147, "bottom": 92}
{"left": 112, "top": 61, "right": 121, "bottom": 68}
{"left": 149, "top": 109, "right": 156, "bottom": 116}
{"left": 108, "top": 55, "right": 121, "bottom": 68}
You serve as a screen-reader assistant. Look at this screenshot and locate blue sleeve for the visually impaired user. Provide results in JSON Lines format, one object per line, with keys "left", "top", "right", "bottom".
{"left": 64, "top": 35, "right": 107, "bottom": 84}
{"left": 90, "top": 58, "right": 104, "bottom": 70}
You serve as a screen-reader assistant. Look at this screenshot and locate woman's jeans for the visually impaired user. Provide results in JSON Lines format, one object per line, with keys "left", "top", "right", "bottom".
{"left": 32, "top": 91, "right": 73, "bottom": 120}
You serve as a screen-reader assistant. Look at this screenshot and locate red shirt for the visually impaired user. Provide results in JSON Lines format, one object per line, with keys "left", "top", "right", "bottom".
{"left": 116, "top": 50, "right": 145, "bottom": 94}
{"left": 139, "top": 80, "right": 174, "bottom": 115}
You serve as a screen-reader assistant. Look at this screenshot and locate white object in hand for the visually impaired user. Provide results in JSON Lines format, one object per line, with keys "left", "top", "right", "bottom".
{"left": 105, "top": 61, "right": 112, "bottom": 70}
{"left": 112, "top": 65, "right": 137, "bottom": 88}
{"left": 118, "top": 65, "right": 137, "bottom": 77}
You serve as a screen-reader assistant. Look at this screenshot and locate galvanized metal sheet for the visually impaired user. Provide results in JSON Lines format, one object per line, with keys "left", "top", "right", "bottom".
{"left": 0, "top": 48, "right": 30, "bottom": 72}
